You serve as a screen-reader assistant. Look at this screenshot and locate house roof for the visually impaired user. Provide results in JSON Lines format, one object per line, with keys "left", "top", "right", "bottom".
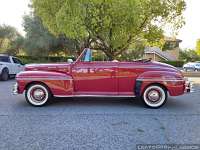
{"left": 144, "top": 47, "right": 177, "bottom": 61}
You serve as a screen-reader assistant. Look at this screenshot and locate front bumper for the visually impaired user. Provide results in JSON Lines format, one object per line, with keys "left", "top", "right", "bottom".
{"left": 12, "top": 82, "right": 19, "bottom": 95}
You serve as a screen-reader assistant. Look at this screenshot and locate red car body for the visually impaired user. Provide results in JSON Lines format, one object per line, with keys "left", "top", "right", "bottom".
{"left": 14, "top": 48, "right": 191, "bottom": 108}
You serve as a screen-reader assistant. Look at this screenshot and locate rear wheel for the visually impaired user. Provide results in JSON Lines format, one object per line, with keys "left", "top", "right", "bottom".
{"left": 25, "top": 84, "right": 51, "bottom": 106}
{"left": 0, "top": 68, "right": 9, "bottom": 81}
{"left": 142, "top": 85, "right": 167, "bottom": 108}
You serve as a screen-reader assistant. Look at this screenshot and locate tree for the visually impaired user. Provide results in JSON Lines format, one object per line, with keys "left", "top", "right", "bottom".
{"left": 33, "top": 0, "right": 186, "bottom": 60}
{"left": 120, "top": 40, "right": 146, "bottom": 61}
{"left": 196, "top": 39, "right": 200, "bottom": 55}
{"left": 23, "top": 14, "right": 58, "bottom": 56}
{"left": 0, "top": 24, "right": 20, "bottom": 52}
{"left": 23, "top": 12, "right": 79, "bottom": 57}
{"left": 6, "top": 35, "right": 25, "bottom": 55}
{"left": 179, "top": 49, "right": 200, "bottom": 62}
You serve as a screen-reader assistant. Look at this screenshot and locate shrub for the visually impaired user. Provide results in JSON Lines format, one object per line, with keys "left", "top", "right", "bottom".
{"left": 161, "top": 61, "right": 185, "bottom": 67}
{"left": 17, "top": 56, "right": 75, "bottom": 64}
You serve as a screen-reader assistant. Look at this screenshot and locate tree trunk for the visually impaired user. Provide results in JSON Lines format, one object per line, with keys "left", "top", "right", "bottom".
{"left": 0, "top": 39, "right": 4, "bottom": 49}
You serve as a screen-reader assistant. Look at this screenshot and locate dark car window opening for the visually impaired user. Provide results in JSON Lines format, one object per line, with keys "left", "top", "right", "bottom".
{"left": 0, "top": 56, "right": 10, "bottom": 63}
{"left": 12, "top": 57, "right": 23, "bottom": 65}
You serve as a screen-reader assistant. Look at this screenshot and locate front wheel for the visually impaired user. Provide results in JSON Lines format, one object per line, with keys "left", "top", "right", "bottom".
{"left": 0, "top": 68, "right": 9, "bottom": 81}
{"left": 142, "top": 85, "right": 167, "bottom": 108}
{"left": 25, "top": 84, "right": 51, "bottom": 106}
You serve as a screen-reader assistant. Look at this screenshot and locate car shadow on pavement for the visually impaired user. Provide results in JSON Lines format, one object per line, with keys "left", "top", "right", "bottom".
{"left": 16, "top": 96, "right": 192, "bottom": 110}
{"left": 49, "top": 97, "right": 144, "bottom": 108}
{"left": 45, "top": 96, "right": 189, "bottom": 109}
{"left": 164, "top": 97, "right": 191, "bottom": 109}
{"left": 0, "top": 78, "right": 15, "bottom": 82}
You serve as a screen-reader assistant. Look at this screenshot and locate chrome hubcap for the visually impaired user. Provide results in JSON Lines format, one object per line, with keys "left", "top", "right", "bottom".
{"left": 148, "top": 90, "right": 160, "bottom": 102}
{"left": 32, "top": 89, "right": 45, "bottom": 101}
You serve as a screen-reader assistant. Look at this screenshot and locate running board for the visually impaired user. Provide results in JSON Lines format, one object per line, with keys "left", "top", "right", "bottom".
{"left": 54, "top": 95, "right": 136, "bottom": 98}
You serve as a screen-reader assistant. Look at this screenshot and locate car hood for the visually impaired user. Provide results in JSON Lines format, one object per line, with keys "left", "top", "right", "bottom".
{"left": 25, "top": 63, "right": 71, "bottom": 67}
{"left": 25, "top": 63, "right": 71, "bottom": 73}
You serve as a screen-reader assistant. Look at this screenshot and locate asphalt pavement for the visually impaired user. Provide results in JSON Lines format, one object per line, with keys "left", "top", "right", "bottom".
{"left": 0, "top": 80, "right": 200, "bottom": 150}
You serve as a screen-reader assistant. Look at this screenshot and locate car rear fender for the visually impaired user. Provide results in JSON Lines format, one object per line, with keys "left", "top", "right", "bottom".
{"left": 135, "top": 71, "right": 185, "bottom": 96}
{"left": 16, "top": 71, "right": 74, "bottom": 96}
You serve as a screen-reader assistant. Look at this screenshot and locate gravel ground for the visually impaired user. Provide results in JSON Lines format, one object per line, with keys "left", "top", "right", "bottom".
{"left": 0, "top": 80, "right": 200, "bottom": 150}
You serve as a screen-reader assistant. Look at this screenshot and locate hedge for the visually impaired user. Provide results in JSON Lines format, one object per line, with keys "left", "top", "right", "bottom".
{"left": 161, "top": 61, "right": 185, "bottom": 67}
{"left": 17, "top": 56, "right": 75, "bottom": 64}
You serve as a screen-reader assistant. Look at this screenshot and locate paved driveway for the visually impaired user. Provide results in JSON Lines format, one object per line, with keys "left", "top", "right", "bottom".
{"left": 0, "top": 80, "right": 200, "bottom": 150}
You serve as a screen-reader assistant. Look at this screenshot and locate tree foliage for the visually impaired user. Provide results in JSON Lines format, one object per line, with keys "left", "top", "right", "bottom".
{"left": 179, "top": 49, "right": 200, "bottom": 62}
{"left": 6, "top": 35, "right": 25, "bottom": 55}
{"left": 33, "top": 0, "right": 186, "bottom": 59}
{"left": 0, "top": 24, "right": 21, "bottom": 54}
{"left": 23, "top": 14, "right": 59, "bottom": 56}
{"left": 23, "top": 13, "right": 79, "bottom": 56}
{"left": 0, "top": 25, "right": 19, "bottom": 40}
{"left": 196, "top": 39, "right": 200, "bottom": 55}
{"left": 120, "top": 40, "right": 145, "bottom": 60}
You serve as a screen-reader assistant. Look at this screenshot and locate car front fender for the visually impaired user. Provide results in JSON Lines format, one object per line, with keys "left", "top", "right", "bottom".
{"left": 16, "top": 71, "right": 74, "bottom": 96}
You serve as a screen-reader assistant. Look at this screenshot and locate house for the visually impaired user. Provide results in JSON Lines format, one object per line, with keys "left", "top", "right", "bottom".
{"left": 144, "top": 38, "right": 182, "bottom": 61}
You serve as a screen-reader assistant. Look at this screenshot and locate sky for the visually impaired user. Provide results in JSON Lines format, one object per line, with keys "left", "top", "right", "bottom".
{"left": 177, "top": 0, "right": 200, "bottom": 49}
{"left": 0, "top": 0, "right": 199, "bottom": 49}
{"left": 0, "top": 0, "right": 30, "bottom": 34}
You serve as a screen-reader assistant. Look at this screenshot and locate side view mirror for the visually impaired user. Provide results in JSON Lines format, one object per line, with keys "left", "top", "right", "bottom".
{"left": 67, "top": 59, "right": 73, "bottom": 63}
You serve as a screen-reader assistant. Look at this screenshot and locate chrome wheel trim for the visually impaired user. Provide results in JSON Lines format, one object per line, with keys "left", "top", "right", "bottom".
{"left": 143, "top": 86, "right": 166, "bottom": 107}
{"left": 31, "top": 88, "right": 46, "bottom": 101}
{"left": 27, "top": 85, "right": 48, "bottom": 106}
{"left": 147, "top": 90, "right": 160, "bottom": 102}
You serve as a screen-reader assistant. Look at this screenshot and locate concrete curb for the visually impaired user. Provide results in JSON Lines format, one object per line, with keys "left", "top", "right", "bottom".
{"left": 182, "top": 71, "right": 200, "bottom": 77}
{"left": 187, "top": 77, "right": 200, "bottom": 85}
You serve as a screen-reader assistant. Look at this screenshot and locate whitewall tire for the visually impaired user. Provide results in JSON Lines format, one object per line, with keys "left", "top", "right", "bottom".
{"left": 142, "top": 85, "right": 167, "bottom": 108}
{"left": 25, "top": 84, "right": 51, "bottom": 106}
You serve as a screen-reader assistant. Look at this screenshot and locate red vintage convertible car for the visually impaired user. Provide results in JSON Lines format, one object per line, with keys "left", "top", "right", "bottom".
{"left": 13, "top": 48, "right": 191, "bottom": 108}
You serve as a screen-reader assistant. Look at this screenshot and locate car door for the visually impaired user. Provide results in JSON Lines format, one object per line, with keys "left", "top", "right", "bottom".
{"left": 72, "top": 49, "right": 118, "bottom": 95}
{"left": 11, "top": 57, "right": 24, "bottom": 74}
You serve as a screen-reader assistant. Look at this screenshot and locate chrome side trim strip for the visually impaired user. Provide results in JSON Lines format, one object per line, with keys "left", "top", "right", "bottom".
{"left": 17, "top": 77, "right": 72, "bottom": 81}
{"left": 54, "top": 95, "right": 136, "bottom": 98}
{"left": 136, "top": 79, "right": 185, "bottom": 82}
